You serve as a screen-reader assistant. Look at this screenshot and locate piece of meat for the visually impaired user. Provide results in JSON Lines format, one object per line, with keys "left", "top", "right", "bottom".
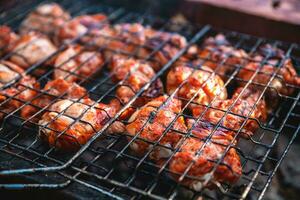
{"left": 0, "top": 26, "right": 19, "bottom": 56}
{"left": 20, "top": 78, "right": 87, "bottom": 121}
{"left": 169, "top": 120, "right": 241, "bottom": 191}
{"left": 192, "top": 87, "right": 267, "bottom": 138}
{"left": 81, "top": 23, "right": 187, "bottom": 71}
{"left": 0, "top": 61, "right": 24, "bottom": 87}
{"left": 20, "top": 3, "right": 71, "bottom": 38}
{"left": 184, "top": 34, "right": 248, "bottom": 78}
{"left": 237, "top": 60, "right": 300, "bottom": 97}
{"left": 126, "top": 95, "right": 187, "bottom": 161}
{"left": 9, "top": 32, "right": 57, "bottom": 69}
{"left": 110, "top": 55, "right": 163, "bottom": 116}
{"left": 55, "top": 14, "right": 107, "bottom": 45}
{"left": 167, "top": 64, "right": 227, "bottom": 111}
{"left": 54, "top": 45, "right": 104, "bottom": 82}
{"left": 38, "top": 98, "right": 117, "bottom": 151}
{"left": 0, "top": 69, "right": 39, "bottom": 120}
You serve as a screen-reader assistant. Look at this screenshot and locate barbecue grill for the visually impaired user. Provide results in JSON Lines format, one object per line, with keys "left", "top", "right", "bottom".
{"left": 0, "top": 0, "right": 299, "bottom": 199}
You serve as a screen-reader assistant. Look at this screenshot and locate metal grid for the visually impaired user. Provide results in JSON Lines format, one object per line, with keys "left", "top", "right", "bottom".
{"left": 0, "top": 0, "right": 299, "bottom": 199}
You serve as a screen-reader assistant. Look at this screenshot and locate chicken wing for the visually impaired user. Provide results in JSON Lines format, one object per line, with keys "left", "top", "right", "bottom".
{"left": 20, "top": 3, "right": 71, "bottom": 38}
{"left": 167, "top": 63, "right": 227, "bottom": 110}
{"left": 169, "top": 120, "right": 241, "bottom": 191}
{"left": 126, "top": 95, "right": 187, "bottom": 161}
{"left": 54, "top": 45, "right": 104, "bottom": 82}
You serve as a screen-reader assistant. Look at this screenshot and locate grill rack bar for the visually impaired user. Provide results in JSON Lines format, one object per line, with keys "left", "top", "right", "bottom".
{"left": 0, "top": 0, "right": 299, "bottom": 199}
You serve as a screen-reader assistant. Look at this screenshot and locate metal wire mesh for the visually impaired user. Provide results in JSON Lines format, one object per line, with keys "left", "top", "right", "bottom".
{"left": 0, "top": 0, "right": 299, "bottom": 199}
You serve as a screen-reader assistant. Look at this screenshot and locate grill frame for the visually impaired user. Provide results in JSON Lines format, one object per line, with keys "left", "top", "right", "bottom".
{"left": 0, "top": 0, "right": 299, "bottom": 199}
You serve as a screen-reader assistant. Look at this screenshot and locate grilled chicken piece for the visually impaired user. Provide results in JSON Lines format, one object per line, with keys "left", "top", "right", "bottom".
{"left": 192, "top": 87, "right": 267, "bottom": 138}
{"left": 54, "top": 45, "right": 104, "bottom": 82}
{"left": 110, "top": 55, "right": 163, "bottom": 117}
{"left": 81, "top": 23, "right": 187, "bottom": 71}
{"left": 0, "top": 61, "right": 39, "bottom": 119}
{"left": 0, "top": 61, "right": 24, "bottom": 87}
{"left": 55, "top": 14, "right": 107, "bottom": 45}
{"left": 167, "top": 64, "right": 227, "bottom": 110}
{"left": 112, "top": 23, "right": 187, "bottom": 71}
{"left": 39, "top": 98, "right": 118, "bottom": 151}
{"left": 9, "top": 32, "right": 57, "bottom": 69}
{"left": 126, "top": 96, "right": 187, "bottom": 161}
{"left": 21, "top": 78, "right": 87, "bottom": 121}
{"left": 169, "top": 120, "right": 241, "bottom": 191}
{"left": 184, "top": 34, "right": 248, "bottom": 78}
{"left": 0, "top": 26, "right": 19, "bottom": 56}
{"left": 20, "top": 3, "right": 71, "bottom": 38}
{"left": 237, "top": 59, "right": 300, "bottom": 97}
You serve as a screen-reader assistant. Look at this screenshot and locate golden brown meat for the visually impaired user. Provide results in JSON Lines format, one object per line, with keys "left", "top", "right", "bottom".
{"left": 55, "top": 14, "right": 107, "bottom": 45}
{"left": 192, "top": 87, "right": 267, "bottom": 138}
{"left": 0, "top": 62, "right": 39, "bottom": 119}
{"left": 169, "top": 120, "right": 241, "bottom": 191}
{"left": 54, "top": 45, "right": 104, "bottom": 82}
{"left": 0, "top": 26, "right": 19, "bottom": 56}
{"left": 38, "top": 98, "right": 118, "bottom": 151}
{"left": 9, "top": 32, "right": 57, "bottom": 69}
{"left": 21, "top": 78, "right": 87, "bottom": 120}
{"left": 126, "top": 95, "right": 187, "bottom": 161}
{"left": 20, "top": 3, "right": 71, "bottom": 37}
{"left": 167, "top": 64, "right": 227, "bottom": 111}
{"left": 110, "top": 55, "right": 163, "bottom": 111}
{"left": 185, "top": 34, "right": 248, "bottom": 78}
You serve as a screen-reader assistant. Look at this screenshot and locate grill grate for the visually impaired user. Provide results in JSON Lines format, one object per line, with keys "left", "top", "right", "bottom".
{"left": 0, "top": 0, "right": 299, "bottom": 199}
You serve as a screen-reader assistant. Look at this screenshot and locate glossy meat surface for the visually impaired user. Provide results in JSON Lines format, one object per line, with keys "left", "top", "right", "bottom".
{"left": 21, "top": 78, "right": 87, "bottom": 120}
{"left": 39, "top": 98, "right": 117, "bottom": 151}
{"left": 54, "top": 45, "right": 104, "bottom": 82}
{"left": 167, "top": 64, "right": 227, "bottom": 110}
{"left": 126, "top": 96, "right": 187, "bottom": 161}
{"left": 192, "top": 87, "right": 267, "bottom": 138}
{"left": 169, "top": 120, "right": 241, "bottom": 191}
{"left": 110, "top": 55, "right": 163, "bottom": 109}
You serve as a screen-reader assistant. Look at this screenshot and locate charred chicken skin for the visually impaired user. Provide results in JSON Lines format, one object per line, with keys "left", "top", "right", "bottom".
{"left": 54, "top": 45, "right": 104, "bottom": 82}
{"left": 192, "top": 87, "right": 267, "bottom": 138}
{"left": 20, "top": 3, "right": 71, "bottom": 38}
{"left": 126, "top": 95, "right": 187, "bottom": 161}
{"left": 39, "top": 98, "right": 118, "bottom": 151}
{"left": 9, "top": 32, "right": 57, "bottom": 69}
{"left": 169, "top": 120, "right": 241, "bottom": 191}
{"left": 0, "top": 61, "right": 39, "bottom": 119}
{"left": 167, "top": 64, "right": 227, "bottom": 110}
{"left": 21, "top": 78, "right": 87, "bottom": 121}
{"left": 110, "top": 55, "right": 163, "bottom": 119}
